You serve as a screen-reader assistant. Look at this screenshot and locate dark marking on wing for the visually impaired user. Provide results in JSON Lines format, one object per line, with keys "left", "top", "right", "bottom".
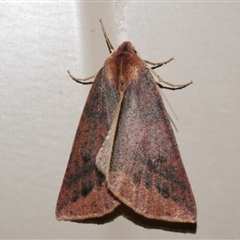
{"left": 81, "top": 180, "right": 94, "bottom": 197}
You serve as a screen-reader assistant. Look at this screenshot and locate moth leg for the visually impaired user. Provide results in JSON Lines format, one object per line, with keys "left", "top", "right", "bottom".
{"left": 67, "top": 70, "right": 94, "bottom": 84}
{"left": 99, "top": 19, "right": 114, "bottom": 54}
{"left": 144, "top": 57, "right": 174, "bottom": 69}
{"left": 148, "top": 67, "right": 193, "bottom": 89}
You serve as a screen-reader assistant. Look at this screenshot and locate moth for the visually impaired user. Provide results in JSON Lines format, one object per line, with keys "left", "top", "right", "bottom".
{"left": 56, "top": 19, "right": 197, "bottom": 223}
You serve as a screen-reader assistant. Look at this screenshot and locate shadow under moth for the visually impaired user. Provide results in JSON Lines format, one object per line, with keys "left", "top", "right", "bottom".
{"left": 56, "top": 19, "right": 197, "bottom": 223}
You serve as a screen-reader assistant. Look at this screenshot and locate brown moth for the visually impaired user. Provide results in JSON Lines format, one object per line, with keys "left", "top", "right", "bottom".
{"left": 56, "top": 19, "right": 197, "bottom": 223}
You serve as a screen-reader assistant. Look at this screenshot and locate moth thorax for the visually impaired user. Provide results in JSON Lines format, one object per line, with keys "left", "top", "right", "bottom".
{"left": 118, "top": 76, "right": 128, "bottom": 92}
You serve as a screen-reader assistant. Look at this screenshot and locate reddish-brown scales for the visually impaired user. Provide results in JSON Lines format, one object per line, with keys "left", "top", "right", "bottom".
{"left": 56, "top": 27, "right": 196, "bottom": 223}
{"left": 56, "top": 69, "right": 121, "bottom": 221}
{"left": 102, "top": 67, "right": 196, "bottom": 222}
{"left": 104, "top": 42, "right": 144, "bottom": 92}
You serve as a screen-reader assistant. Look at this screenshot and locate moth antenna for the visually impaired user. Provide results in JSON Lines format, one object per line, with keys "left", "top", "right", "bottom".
{"left": 165, "top": 106, "right": 179, "bottom": 133}
{"left": 159, "top": 87, "right": 178, "bottom": 121}
{"left": 99, "top": 19, "right": 114, "bottom": 54}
